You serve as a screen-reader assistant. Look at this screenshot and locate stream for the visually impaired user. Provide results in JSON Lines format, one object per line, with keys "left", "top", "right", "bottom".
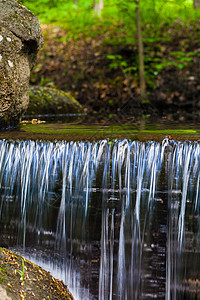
{"left": 0, "top": 137, "right": 199, "bottom": 299}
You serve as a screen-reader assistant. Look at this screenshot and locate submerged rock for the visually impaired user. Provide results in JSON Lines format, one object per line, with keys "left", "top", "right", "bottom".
{"left": 27, "top": 85, "right": 85, "bottom": 116}
{"left": 0, "top": 0, "right": 43, "bottom": 129}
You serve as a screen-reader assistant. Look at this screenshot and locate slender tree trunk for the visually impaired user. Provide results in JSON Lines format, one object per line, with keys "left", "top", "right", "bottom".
{"left": 194, "top": 0, "right": 200, "bottom": 9}
{"left": 94, "top": 0, "right": 104, "bottom": 17}
{"left": 135, "top": 0, "right": 146, "bottom": 99}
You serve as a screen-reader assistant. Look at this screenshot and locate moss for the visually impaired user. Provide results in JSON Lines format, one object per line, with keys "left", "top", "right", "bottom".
{"left": 141, "top": 129, "right": 196, "bottom": 134}
{"left": 0, "top": 277, "right": 6, "bottom": 285}
{"left": 0, "top": 264, "right": 9, "bottom": 281}
{"left": 19, "top": 124, "right": 197, "bottom": 136}
{"left": 16, "top": 123, "right": 199, "bottom": 142}
{"left": 27, "top": 86, "right": 84, "bottom": 115}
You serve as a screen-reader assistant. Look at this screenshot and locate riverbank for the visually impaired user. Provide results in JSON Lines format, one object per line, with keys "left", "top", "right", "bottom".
{"left": 0, "top": 248, "right": 73, "bottom": 300}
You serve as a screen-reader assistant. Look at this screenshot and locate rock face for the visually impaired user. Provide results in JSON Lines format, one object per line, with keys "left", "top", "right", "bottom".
{"left": 27, "top": 86, "right": 85, "bottom": 116}
{"left": 0, "top": 0, "right": 43, "bottom": 129}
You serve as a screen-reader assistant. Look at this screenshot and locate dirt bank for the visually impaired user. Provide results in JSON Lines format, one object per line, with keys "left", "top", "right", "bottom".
{"left": 0, "top": 248, "right": 73, "bottom": 299}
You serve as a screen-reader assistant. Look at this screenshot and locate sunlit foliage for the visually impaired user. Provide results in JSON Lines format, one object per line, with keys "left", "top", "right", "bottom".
{"left": 20, "top": 0, "right": 198, "bottom": 28}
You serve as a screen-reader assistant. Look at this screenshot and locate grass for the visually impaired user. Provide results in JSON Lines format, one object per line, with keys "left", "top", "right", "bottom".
{"left": 16, "top": 258, "right": 25, "bottom": 282}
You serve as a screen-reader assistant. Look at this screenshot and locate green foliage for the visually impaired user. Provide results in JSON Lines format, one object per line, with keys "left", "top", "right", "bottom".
{"left": 40, "top": 77, "right": 54, "bottom": 87}
{"left": 107, "top": 54, "right": 127, "bottom": 70}
{"left": 107, "top": 54, "right": 137, "bottom": 74}
{"left": 140, "top": 0, "right": 196, "bottom": 25}
{"left": 19, "top": 0, "right": 200, "bottom": 96}
{"left": 150, "top": 51, "right": 196, "bottom": 74}
{"left": 19, "top": 0, "right": 200, "bottom": 34}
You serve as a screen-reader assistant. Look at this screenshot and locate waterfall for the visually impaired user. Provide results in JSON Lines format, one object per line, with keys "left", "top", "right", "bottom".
{"left": 0, "top": 138, "right": 199, "bottom": 299}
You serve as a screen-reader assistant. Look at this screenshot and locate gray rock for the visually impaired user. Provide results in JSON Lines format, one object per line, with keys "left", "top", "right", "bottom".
{"left": 27, "top": 85, "right": 85, "bottom": 116}
{"left": 0, "top": 0, "right": 43, "bottom": 129}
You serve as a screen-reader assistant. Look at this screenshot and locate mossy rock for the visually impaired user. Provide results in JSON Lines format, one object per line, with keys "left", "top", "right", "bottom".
{"left": 0, "top": 0, "right": 43, "bottom": 129}
{"left": 27, "top": 86, "right": 85, "bottom": 116}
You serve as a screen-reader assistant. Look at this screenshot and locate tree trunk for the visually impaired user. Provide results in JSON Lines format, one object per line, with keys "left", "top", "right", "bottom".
{"left": 194, "top": 0, "right": 200, "bottom": 9}
{"left": 94, "top": 0, "right": 104, "bottom": 17}
{"left": 136, "top": 0, "right": 146, "bottom": 99}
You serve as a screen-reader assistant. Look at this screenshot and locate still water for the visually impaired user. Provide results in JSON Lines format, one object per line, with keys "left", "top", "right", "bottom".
{"left": 0, "top": 138, "right": 199, "bottom": 299}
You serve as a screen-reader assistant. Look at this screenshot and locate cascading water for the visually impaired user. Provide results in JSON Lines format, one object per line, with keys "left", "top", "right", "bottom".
{"left": 0, "top": 138, "right": 199, "bottom": 299}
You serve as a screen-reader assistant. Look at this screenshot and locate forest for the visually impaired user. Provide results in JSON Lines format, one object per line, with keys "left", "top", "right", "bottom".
{"left": 18, "top": 0, "right": 200, "bottom": 123}
{"left": 0, "top": 2, "right": 200, "bottom": 299}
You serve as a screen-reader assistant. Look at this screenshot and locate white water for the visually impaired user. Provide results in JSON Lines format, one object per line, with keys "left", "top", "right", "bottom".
{"left": 0, "top": 138, "right": 199, "bottom": 299}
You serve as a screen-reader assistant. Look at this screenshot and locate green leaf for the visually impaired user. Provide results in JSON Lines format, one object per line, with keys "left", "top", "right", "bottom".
{"left": 155, "top": 64, "right": 164, "bottom": 70}
{"left": 178, "top": 64, "right": 184, "bottom": 69}
{"left": 120, "top": 61, "right": 128, "bottom": 67}
{"left": 142, "top": 99, "right": 150, "bottom": 104}
{"left": 179, "top": 57, "right": 192, "bottom": 62}
{"left": 108, "top": 99, "right": 114, "bottom": 105}
{"left": 107, "top": 55, "right": 116, "bottom": 60}
{"left": 109, "top": 62, "right": 118, "bottom": 69}
{"left": 170, "top": 51, "right": 185, "bottom": 57}
{"left": 123, "top": 66, "right": 137, "bottom": 73}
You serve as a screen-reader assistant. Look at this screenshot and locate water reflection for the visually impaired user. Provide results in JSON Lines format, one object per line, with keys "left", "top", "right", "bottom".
{"left": 0, "top": 139, "right": 199, "bottom": 299}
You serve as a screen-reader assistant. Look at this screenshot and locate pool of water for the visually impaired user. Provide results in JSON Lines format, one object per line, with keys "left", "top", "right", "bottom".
{"left": 0, "top": 137, "right": 200, "bottom": 299}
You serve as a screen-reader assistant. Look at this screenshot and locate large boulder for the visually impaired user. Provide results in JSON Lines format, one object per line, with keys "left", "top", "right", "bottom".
{"left": 0, "top": 0, "right": 43, "bottom": 129}
{"left": 27, "top": 85, "right": 85, "bottom": 116}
